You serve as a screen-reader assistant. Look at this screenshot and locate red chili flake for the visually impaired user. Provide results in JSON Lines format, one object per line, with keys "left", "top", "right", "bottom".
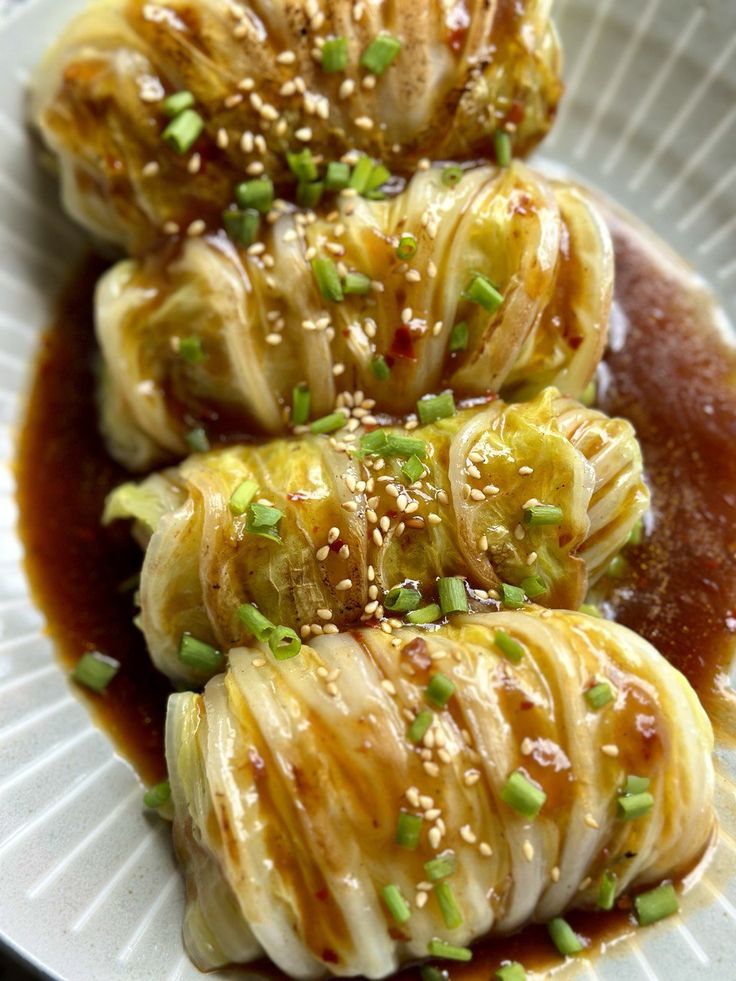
{"left": 506, "top": 100, "right": 525, "bottom": 125}
{"left": 329, "top": 538, "right": 346, "bottom": 553}
{"left": 287, "top": 491, "right": 310, "bottom": 501}
{"left": 402, "top": 636, "right": 430, "bottom": 670}
{"left": 315, "top": 888, "right": 330, "bottom": 902}
{"left": 322, "top": 948, "right": 339, "bottom": 964}
{"left": 389, "top": 325, "right": 416, "bottom": 361}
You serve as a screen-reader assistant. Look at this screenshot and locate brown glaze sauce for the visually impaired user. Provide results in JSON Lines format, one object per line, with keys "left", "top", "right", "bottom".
{"left": 15, "top": 206, "right": 736, "bottom": 974}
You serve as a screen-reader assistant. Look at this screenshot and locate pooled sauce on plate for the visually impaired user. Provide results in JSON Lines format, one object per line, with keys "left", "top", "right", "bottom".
{"left": 15, "top": 206, "right": 736, "bottom": 974}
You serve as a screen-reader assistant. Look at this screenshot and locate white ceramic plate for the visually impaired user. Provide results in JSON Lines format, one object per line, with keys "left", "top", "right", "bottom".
{"left": 0, "top": 1, "right": 734, "bottom": 978}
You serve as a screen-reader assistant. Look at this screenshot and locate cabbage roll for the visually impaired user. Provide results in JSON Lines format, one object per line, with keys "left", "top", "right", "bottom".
{"left": 105, "top": 390, "right": 649, "bottom": 685}
{"left": 166, "top": 607, "right": 714, "bottom": 976}
{"left": 96, "top": 163, "right": 612, "bottom": 470}
{"left": 31, "top": 0, "right": 562, "bottom": 251}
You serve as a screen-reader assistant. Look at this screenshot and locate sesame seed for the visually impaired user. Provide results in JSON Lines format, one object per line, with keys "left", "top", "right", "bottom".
{"left": 380, "top": 621, "right": 393, "bottom": 634}
{"left": 415, "top": 891, "right": 428, "bottom": 909}
{"left": 296, "top": 126, "right": 313, "bottom": 142}
{"left": 265, "top": 333, "right": 282, "bottom": 345}
{"left": 276, "top": 50, "right": 296, "bottom": 64}
{"left": 381, "top": 679, "right": 397, "bottom": 695}
{"left": 522, "top": 840, "right": 534, "bottom": 862}
{"left": 521, "top": 737, "right": 533, "bottom": 756}
{"left": 186, "top": 219, "right": 206, "bottom": 237}
{"left": 372, "top": 528, "right": 384, "bottom": 547}
{"left": 339, "top": 544, "right": 350, "bottom": 559}
{"left": 478, "top": 535, "right": 489, "bottom": 551}
{"left": 364, "top": 600, "right": 379, "bottom": 615}
{"left": 424, "top": 808, "right": 441, "bottom": 821}
{"left": 355, "top": 116, "right": 374, "bottom": 130}
{"left": 341, "top": 500, "right": 358, "bottom": 512}
{"left": 316, "top": 545, "right": 330, "bottom": 561}
{"left": 142, "top": 161, "right": 160, "bottom": 177}
{"left": 518, "top": 466, "right": 534, "bottom": 475}
{"left": 423, "top": 761, "right": 440, "bottom": 777}
{"left": 406, "top": 269, "right": 422, "bottom": 283}
{"left": 339, "top": 79, "right": 356, "bottom": 99}
{"left": 526, "top": 551, "right": 538, "bottom": 566}
{"left": 437, "top": 490, "right": 450, "bottom": 506}
{"left": 367, "top": 565, "right": 375, "bottom": 581}
{"left": 579, "top": 876, "right": 592, "bottom": 892}
{"left": 470, "top": 488, "right": 486, "bottom": 502}
{"left": 479, "top": 842, "right": 493, "bottom": 856}
{"left": 437, "top": 748, "right": 452, "bottom": 764}
{"left": 601, "top": 744, "right": 620, "bottom": 757}
{"left": 311, "top": 623, "right": 323, "bottom": 635}
{"left": 362, "top": 74, "right": 377, "bottom": 89}
{"left": 301, "top": 624, "right": 312, "bottom": 638}
{"left": 252, "top": 657, "right": 266, "bottom": 667}
{"left": 417, "top": 158, "right": 431, "bottom": 171}
{"left": 427, "top": 512, "right": 442, "bottom": 526}
{"left": 584, "top": 813, "right": 599, "bottom": 830}
{"left": 335, "top": 578, "right": 352, "bottom": 591}
{"left": 433, "top": 320, "right": 444, "bottom": 336}
{"left": 237, "top": 77, "right": 255, "bottom": 91}
{"left": 551, "top": 866, "right": 561, "bottom": 882}
{"left": 514, "top": 524, "right": 525, "bottom": 541}
{"left": 467, "top": 464, "right": 482, "bottom": 480}
{"left": 460, "top": 825, "right": 477, "bottom": 844}
{"left": 523, "top": 498, "right": 541, "bottom": 510}
{"left": 317, "top": 608, "right": 333, "bottom": 621}
{"left": 428, "top": 826, "right": 442, "bottom": 849}
{"left": 224, "top": 93, "right": 243, "bottom": 109}
{"left": 463, "top": 769, "right": 481, "bottom": 787}
{"left": 326, "top": 681, "right": 339, "bottom": 696}
{"left": 324, "top": 623, "right": 339, "bottom": 634}
{"left": 401, "top": 307, "right": 413, "bottom": 324}
{"left": 247, "top": 161, "right": 265, "bottom": 175}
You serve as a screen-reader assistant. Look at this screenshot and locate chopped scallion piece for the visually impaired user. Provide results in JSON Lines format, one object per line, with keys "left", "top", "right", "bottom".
{"left": 371, "top": 355, "right": 391, "bottom": 381}
{"left": 495, "top": 964, "right": 526, "bottom": 981}
{"left": 463, "top": 272, "right": 504, "bottom": 313}
{"left": 287, "top": 148, "right": 318, "bottom": 182}
{"left": 501, "top": 770, "right": 546, "bottom": 819}
{"left": 435, "top": 881, "right": 463, "bottom": 929}
{"left": 449, "top": 321, "right": 469, "bottom": 353}
{"left": 310, "top": 411, "right": 348, "bottom": 434}
{"left": 312, "top": 256, "right": 344, "bottom": 302}
{"left": 617, "top": 791, "right": 654, "bottom": 821}
{"left": 581, "top": 380, "right": 597, "bottom": 406}
{"left": 547, "top": 917, "right": 583, "bottom": 956}
{"left": 401, "top": 454, "right": 424, "bottom": 483}
{"left": 245, "top": 502, "right": 283, "bottom": 541}
{"left": 500, "top": 583, "right": 526, "bottom": 608}
{"left": 397, "top": 233, "right": 418, "bottom": 260}
{"left": 494, "top": 129, "right": 512, "bottom": 167}
{"left": 72, "top": 651, "right": 120, "bottom": 692}
{"left": 162, "top": 90, "right": 195, "bottom": 117}
{"left": 162, "top": 109, "right": 204, "bottom": 154}
{"left": 178, "top": 336, "right": 206, "bottom": 364}
{"left": 229, "top": 479, "right": 258, "bottom": 515}
{"left": 427, "top": 940, "right": 472, "bottom": 962}
{"left": 607, "top": 554, "right": 628, "bottom": 578}
{"left": 426, "top": 672, "right": 455, "bottom": 708}
{"left": 520, "top": 575, "right": 546, "bottom": 599}
{"left": 268, "top": 625, "right": 301, "bottom": 660}
{"left": 325, "top": 161, "right": 351, "bottom": 191}
{"left": 343, "top": 271, "right": 371, "bottom": 294}
{"left": 417, "top": 392, "right": 456, "bottom": 425}
{"left": 406, "top": 603, "right": 441, "bottom": 626}
{"left": 634, "top": 884, "right": 679, "bottom": 926}
{"left": 441, "top": 165, "right": 463, "bottom": 188}
{"left": 222, "top": 207, "right": 260, "bottom": 246}
{"left": 424, "top": 851, "right": 456, "bottom": 882}
{"left": 360, "top": 429, "right": 390, "bottom": 455}
{"left": 495, "top": 630, "right": 525, "bottom": 664}
{"left": 235, "top": 177, "right": 274, "bottom": 214}
{"left": 420, "top": 968, "right": 447, "bottom": 981}
{"left": 407, "top": 708, "right": 433, "bottom": 742}
{"left": 321, "top": 36, "right": 348, "bottom": 72}
{"left": 366, "top": 163, "right": 391, "bottom": 191}
{"left": 385, "top": 434, "right": 427, "bottom": 458}
{"left": 523, "top": 504, "right": 564, "bottom": 527}
{"left": 296, "top": 180, "right": 324, "bottom": 209}
{"left": 580, "top": 602, "right": 602, "bottom": 617}
{"left": 384, "top": 586, "right": 422, "bottom": 613}
{"left": 627, "top": 518, "right": 643, "bottom": 546}
{"left": 585, "top": 681, "right": 613, "bottom": 710}
{"left": 292, "top": 383, "right": 311, "bottom": 426}
{"left": 361, "top": 34, "right": 402, "bottom": 75}
{"left": 438, "top": 577, "right": 468, "bottom": 615}
{"left": 396, "top": 810, "right": 423, "bottom": 849}
{"left": 623, "top": 774, "right": 650, "bottom": 795}
{"left": 185, "top": 427, "right": 210, "bottom": 453}
{"left": 597, "top": 870, "right": 617, "bottom": 911}
{"left": 143, "top": 780, "right": 171, "bottom": 809}
{"left": 349, "top": 156, "right": 374, "bottom": 193}
{"left": 237, "top": 603, "right": 274, "bottom": 642}
{"left": 381, "top": 884, "right": 411, "bottom": 924}
{"left": 178, "top": 633, "right": 222, "bottom": 671}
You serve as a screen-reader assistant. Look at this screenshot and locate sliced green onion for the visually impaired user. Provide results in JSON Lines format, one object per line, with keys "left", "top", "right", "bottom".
{"left": 222, "top": 207, "right": 260, "bottom": 246}
{"left": 463, "top": 272, "right": 504, "bottom": 313}
{"left": 381, "top": 884, "right": 411, "bottom": 925}
{"left": 501, "top": 770, "right": 546, "bottom": 819}
{"left": 581, "top": 380, "right": 597, "bottom": 406}
{"left": 623, "top": 774, "right": 651, "bottom": 795}
{"left": 178, "top": 633, "right": 223, "bottom": 671}
{"left": 371, "top": 355, "right": 391, "bottom": 381}
{"left": 495, "top": 630, "right": 525, "bottom": 664}
{"left": 627, "top": 519, "right": 643, "bottom": 546}
{"left": 296, "top": 180, "right": 324, "bottom": 209}
{"left": 407, "top": 708, "right": 433, "bottom": 743}
{"left": 420, "top": 968, "right": 447, "bottom": 981}
{"left": 325, "top": 161, "right": 351, "bottom": 191}
{"left": 312, "top": 256, "right": 344, "bottom": 302}
{"left": 427, "top": 940, "right": 472, "bottom": 962}
{"left": 407, "top": 603, "right": 441, "bottom": 626}
{"left": 268, "top": 625, "right": 301, "bottom": 660}
{"left": 185, "top": 427, "right": 210, "bottom": 453}
{"left": 162, "top": 109, "right": 204, "bottom": 154}
{"left": 292, "top": 383, "right": 311, "bottom": 426}
{"left": 580, "top": 602, "right": 602, "bottom": 618}
{"left": 178, "top": 336, "right": 206, "bottom": 364}
{"left": 523, "top": 504, "right": 564, "bottom": 527}
{"left": 396, "top": 810, "right": 423, "bottom": 849}
{"left": 245, "top": 502, "right": 283, "bottom": 541}
{"left": 366, "top": 163, "right": 391, "bottom": 192}
{"left": 495, "top": 964, "right": 526, "bottom": 981}
{"left": 235, "top": 177, "right": 274, "bottom": 214}
{"left": 343, "top": 271, "right": 371, "bottom": 295}
{"left": 449, "top": 321, "right": 469, "bottom": 353}
{"left": 237, "top": 603, "right": 274, "bottom": 642}
{"left": 494, "top": 129, "right": 512, "bottom": 167}
{"left": 607, "top": 554, "right": 629, "bottom": 578}
{"left": 417, "top": 392, "right": 456, "bottom": 425}
{"left": 360, "top": 429, "right": 390, "bottom": 455}
{"left": 162, "top": 90, "right": 195, "bottom": 117}
{"left": 424, "top": 851, "right": 456, "bottom": 882}
{"left": 500, "top": 583, "right": 526, "bottom": 609}
{"left": 143, "top": 779, "right": 171, "bottom": 808}
{"left": 634, "top": 884, "right": 679, "bottom": 926}
{"left": 361, "top": 34, "right": 402, "bottom": 75}
{"left": 72, "top": 651, "right": 120, "bottom": 692}
{"left": 384, "top": 586, "right": 422, "bottom": 613}
{"left": 310, "top": 411, "right": 348, "bottom": 434}
{"left": 385, "top": 434, "right": 427, "bottom": 458}
{"left": 321, "top": 36, "right": 348, "bottom": 72}
{"left": 548, "top": 917, "right": 583, "bottom": 956}
{"left": 287, "top": 148, "right": 318, "bottom": 182}
{"left": 426, "top": 672, "right": 455, "bottom": 708}
{"left": 597, "top": 870, "right": 617, "bottom": 911}
{"left": 438, "top": 577, "right": 468, "bottom": 615}
{"left": 397, "top": 233, "right": 418, "bottom": 260}
{"left": 441, "top": 165, "right": 463, "bottom": 188}
{"left": 401, "top": 454, "right": 424, "bottom": 483}
{"left": 435, "top": 882, "right": 463, "bottom": 929}
{"left": 585, "top": 681, "right": 613, "bottom": 710}
{"left": 229, "top": 479, "right": 258, "bottom": 515}
{"left": 617, "top": 792, "right": 654, "bottom": 821}
{"left": 349, "top": 156, "right": 374, "bottom": 193}
{"left": 520, "top": 575, "right": 546, "bottom": 599}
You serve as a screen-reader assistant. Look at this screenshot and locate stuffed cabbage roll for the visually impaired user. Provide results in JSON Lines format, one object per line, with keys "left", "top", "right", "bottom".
{"left": 96, "top": 163, "right": 612, "bottom": 470}
{"left": 166, "top": 607, "right": 714, "bottom": 976}
{"left": 105, "top": 389, "right": 649, "bottom": 685}
{"left": 31, "top": 0, "right": 562, "bottom": 251}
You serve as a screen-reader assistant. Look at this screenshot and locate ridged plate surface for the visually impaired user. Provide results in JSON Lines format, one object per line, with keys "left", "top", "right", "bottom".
{"left": 0, "top": 0, "right": 734, "bottom": 978}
